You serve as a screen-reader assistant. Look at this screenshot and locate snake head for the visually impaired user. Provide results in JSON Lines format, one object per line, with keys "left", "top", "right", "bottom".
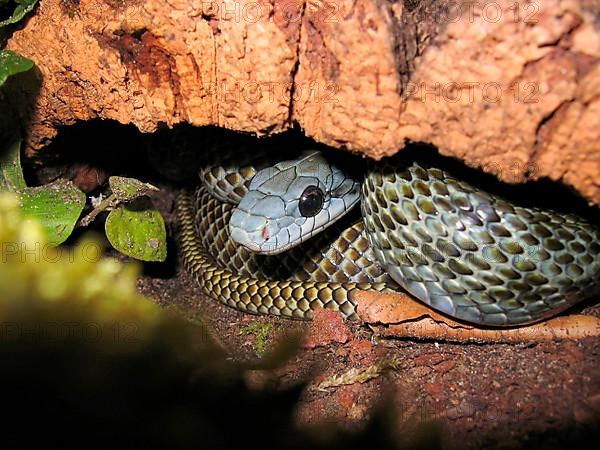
{"left": 229, "top": 151, "right": 360, "bottom": 255}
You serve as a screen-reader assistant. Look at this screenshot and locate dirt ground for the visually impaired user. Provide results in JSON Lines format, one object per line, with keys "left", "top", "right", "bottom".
{"left": 134, "top": 187, "right": 600, "bottom": 450}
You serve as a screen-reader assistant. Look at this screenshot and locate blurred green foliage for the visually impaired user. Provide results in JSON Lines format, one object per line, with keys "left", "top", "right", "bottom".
{"left": 0, "top": 192, "right": 169, "bottom": 342}
{"left": 0, "top": 193, "right": 424, "bottom": 450}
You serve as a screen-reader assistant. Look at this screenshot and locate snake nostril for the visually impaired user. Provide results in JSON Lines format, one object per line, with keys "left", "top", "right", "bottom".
{"left": 261, "top": 226, "right": 270, "bottom": 241}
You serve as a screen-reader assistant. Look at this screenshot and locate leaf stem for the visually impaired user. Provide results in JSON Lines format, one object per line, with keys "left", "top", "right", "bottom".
{"left": 78, "top": 193, "right": 119, "bottom": 227}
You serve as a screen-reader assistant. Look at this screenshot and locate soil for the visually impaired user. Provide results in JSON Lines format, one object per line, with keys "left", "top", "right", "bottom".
{"left": 134, "top": 186, "right": 600, "bottom": 450}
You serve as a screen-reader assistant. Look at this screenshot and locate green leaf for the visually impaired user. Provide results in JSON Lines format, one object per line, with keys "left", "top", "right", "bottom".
{"left": 105, "top": 197, "right": 167, "bottom": 262}
{"left": 239, "top": 322, "right": 274, "bottom": 356}
{"left": 18, "top": 179, "right": 86, "bottom": 246}
{"left": 0, "top": 0, "right": 39, "bottom": 29}
{"left": 0, "top": 49, "right": 34, "bottom": 86}
{"left": 0, "top": 135, "right": 26, "bottom": 191}
{"left": 1, "top": 137, "right": 85, "bottom": 246}
{"left": 109, "top": 176, "right": 159, "bottom": 203}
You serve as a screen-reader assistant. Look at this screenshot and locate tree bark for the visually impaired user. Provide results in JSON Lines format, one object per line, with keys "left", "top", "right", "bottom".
{"left": 5, "top": 0, "right": 600, "bottom": 204}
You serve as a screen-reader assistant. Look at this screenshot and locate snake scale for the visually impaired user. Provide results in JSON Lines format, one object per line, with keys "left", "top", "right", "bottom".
{"left": 176, "top": 144, "right": 600, "bottom": 326}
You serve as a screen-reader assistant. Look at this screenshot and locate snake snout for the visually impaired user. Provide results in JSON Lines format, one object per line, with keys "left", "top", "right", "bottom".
{"left": 229, "top": 209, "right": 266, "bottom": 249}
{"left": 229, "top": 209, "right": 284, "bottom": 254}
{"left": 229, "top": 225, "right": 263, "bottom": 252}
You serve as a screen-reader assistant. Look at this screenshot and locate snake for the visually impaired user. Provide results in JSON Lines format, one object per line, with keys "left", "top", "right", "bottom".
{"left": 176, "top": 143, "right": 600, "bottom": 326}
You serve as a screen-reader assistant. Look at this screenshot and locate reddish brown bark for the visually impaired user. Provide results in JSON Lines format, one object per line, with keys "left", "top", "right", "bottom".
{"left": 4, "top": 0, "right": 600, "bottom": 204}
{"left": 354, "top": 290, "right": 600, "bottom": 343}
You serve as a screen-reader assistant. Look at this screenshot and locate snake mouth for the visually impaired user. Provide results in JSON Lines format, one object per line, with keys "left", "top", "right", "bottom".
{"left": 229, "top": 225, "right": 263, "bottom": 253}
{"left": 229, "top": 220, "right": 302, "bottom": 255}
{"left": 229, "top": 219, "right": 283, "bottom": 254}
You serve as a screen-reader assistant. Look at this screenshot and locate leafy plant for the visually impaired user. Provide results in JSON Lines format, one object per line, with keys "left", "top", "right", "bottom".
{"left": 0, "top": 0, "right": 167, "bottom": 261}
{"left": 0, "top": 0, "right": 39, "bottom": 29}
{"left": 0, "top": 0, "right": 39, "bottom": 84}
{"left": 0, "top": 136, "right": 85, "bottom": 246}
{"left": 0, "top": 136, "right": 167, "bottom": 260}
{"left": 0, "top": 49, "right": 33, "bottom": 85}
{"left": 84, "top": 176, "right": 167, "bottom": 262}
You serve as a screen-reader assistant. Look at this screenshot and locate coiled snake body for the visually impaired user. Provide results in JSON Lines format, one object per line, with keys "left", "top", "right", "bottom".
{"left": 177, "top": 147, "right": 600, "bottom": 326}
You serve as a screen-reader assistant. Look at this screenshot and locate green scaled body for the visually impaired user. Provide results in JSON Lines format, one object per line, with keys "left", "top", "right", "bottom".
{"left": 362, "top": 160, "right": 600, "bottom": 326}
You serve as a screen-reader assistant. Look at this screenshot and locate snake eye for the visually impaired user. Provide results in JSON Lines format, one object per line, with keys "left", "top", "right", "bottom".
{"left": 299, "top": 185, "right": 324, "bottom": 217}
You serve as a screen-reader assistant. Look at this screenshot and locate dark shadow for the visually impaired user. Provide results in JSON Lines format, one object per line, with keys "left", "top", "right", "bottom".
{"left": 32, "top": 119, "right": 148, "bottom": 185}
{"left": 1, "top": 63, "right": 42, "bottom": 149}
{"left": 0, "top": 298, "right": 419, "bottom": 450}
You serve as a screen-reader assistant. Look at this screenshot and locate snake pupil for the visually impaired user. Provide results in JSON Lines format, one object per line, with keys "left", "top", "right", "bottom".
{"left": 299, "top": 185, "right": 324, "bottom": 217}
